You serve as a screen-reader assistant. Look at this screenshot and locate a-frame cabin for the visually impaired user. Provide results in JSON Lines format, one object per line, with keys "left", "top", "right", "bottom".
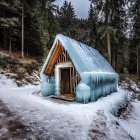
{"left": 40, "top": 34, "right": 118, "bottom": 103}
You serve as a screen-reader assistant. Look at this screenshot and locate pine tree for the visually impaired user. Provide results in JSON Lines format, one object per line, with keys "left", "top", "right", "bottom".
{"left": 110, "top": 0, "right": 127, "bottom": 70}
{"left": 129, "top": 0, "right": 140, "bottom": 78}
{"left": 88, "top": 3, "right": 98, "bottom": 48}
{"left": 45, "top": 0, "right": 58, "bottom": 48}
{"left": 0, "top": 0, "right": 58, "bottom": 57}
{"left": 0, "top": 0, "right": 21, "bottom": 53}
{"left": 20, "top": 0, "right": 57, "bottom": 56}
{"left": 58, "top": 0, "right": 76, "bottom": 35}
{"left": 89, "top": 0, "right": 114, "bottom": 64}
{"left": 89, "top": 0, "right": 127, "bottom": 69}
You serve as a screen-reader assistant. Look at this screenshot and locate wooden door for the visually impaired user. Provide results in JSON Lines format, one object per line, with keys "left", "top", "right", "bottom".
{"left": 61, "top": 68, "right": 70, "bottom": 94}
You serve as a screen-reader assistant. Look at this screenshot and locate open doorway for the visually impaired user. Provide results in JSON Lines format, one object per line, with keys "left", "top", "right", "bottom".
{"left": 61, "top": 68, "right": 70, "bottom": 94}
{"left": 55, "top": 62, "right": 77, "bottom": 101}
{"left": 60, "top": 67, "right": 75, "bottom": 100}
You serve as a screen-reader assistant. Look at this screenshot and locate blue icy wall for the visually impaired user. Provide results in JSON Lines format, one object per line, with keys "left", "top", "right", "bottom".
{"left": 41, "top": 74, "right": 55, "bottom": 96}
{"left": 75, "top": 72, "right": 118, "bottom": 103}
{"left": 76, "top": 83, "right": 90, "bottom": 103}
{"left": 40, "top": 72, "right": 118, "bottom": 103}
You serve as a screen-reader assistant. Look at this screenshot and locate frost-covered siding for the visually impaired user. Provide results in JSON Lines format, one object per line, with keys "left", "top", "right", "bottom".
{"left": 78, "top": 72, "right": 118, "bottom": 103}
{"left": 40, "top": 34, "right": 118, "bottom": 103}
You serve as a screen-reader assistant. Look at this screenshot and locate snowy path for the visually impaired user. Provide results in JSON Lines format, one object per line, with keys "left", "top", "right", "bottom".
{"left": 119, "top": 101, "right": 140, "bottom": 140}
{"left": 0, "top": 74, "right": 135, "bottom": 140}
{"left": 0, "top": 87, "right": 89, "bottom": 140}
{"left": 0, "top": 86, "right": 133, "bottom": 140}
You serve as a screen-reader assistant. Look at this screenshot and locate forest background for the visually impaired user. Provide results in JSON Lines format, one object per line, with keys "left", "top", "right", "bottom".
{"left": 0, "top": 0, "right": 139, "bottom": 80}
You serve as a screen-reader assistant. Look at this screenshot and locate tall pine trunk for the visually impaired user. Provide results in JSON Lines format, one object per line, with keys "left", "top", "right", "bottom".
{"left": 9, "top": 38, "right": 12, "bottom": 55}
{"left": 4, "top": 28, "right": 6, "bottom": 49}
{"left": 107, "top": 32, "right": 111, "bottom": 64}
{"left": 137, "top": 44, "right": 140, "bottom": 79}
{"left": 112, "top": 47, "right": 116, "bottom": 69}
{"left": 3, "top": 11, "right": 6, "bottom": 49}
{"left": 21, "top": 3, "right": 24, "bottom": 58}
{"left": 115, "top": 46, "right": 118, "bottom": 70}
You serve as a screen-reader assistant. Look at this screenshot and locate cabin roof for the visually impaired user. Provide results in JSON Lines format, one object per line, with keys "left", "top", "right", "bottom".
{"left": 41, "top": 34, "right": 117, "bottom": 77}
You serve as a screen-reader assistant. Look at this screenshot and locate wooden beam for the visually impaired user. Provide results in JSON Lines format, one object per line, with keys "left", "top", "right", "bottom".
{"left": 45, "top": 43, "right": 62, "bottom": 75}
{"left": 48, "top": 45, "right": 63, "bottom": 75}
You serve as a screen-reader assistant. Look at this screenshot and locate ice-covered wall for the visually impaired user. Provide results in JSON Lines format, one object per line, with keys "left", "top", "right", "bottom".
{"left": 75, "top": 72, "right": 118, "bottom": 103}
{"left": 76, "top": 83, "right": 90, "bottom": 103}
{"left": 41, "top": 74, "right": 55, "bottom": 96}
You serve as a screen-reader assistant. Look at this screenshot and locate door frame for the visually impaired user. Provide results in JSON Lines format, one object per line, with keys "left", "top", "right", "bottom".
{"left": 55, "top": 62, "right": 73, "bottom": 96}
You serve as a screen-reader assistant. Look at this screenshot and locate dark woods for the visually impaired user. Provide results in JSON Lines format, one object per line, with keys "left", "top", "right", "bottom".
{"left": 0, "top": 0, "right": 140, "bottom": 78}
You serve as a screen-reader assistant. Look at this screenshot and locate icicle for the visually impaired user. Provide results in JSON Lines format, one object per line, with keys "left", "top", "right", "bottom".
{"left": 41, "top": 74, "right": 55, "bottom": 97}
{"left": 40, "top": 74, "right": 48, "bottom": 82}
{"left": 41, "top": 82, "right": 55, "bottom": 96}
{"left": 76, "top": 83, "right": 90, "bottom": 103}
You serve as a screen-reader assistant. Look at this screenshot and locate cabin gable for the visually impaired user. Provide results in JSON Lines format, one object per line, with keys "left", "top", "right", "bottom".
{"left": 44, "top": 40, "right": 81, "bottom": 95}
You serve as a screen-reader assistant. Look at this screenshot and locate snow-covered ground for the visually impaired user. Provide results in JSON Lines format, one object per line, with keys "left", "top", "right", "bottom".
{"left": 119, "top": 101, "right": 140, "bottom": 140}
{"left": 0, "top": 74, "right": 17, "bottom": 88}
{"left": 0, "top": 70, "right": 40, "bottom": 87}
{"left": 0, "top": 73, "right": 140, "bottom": 139}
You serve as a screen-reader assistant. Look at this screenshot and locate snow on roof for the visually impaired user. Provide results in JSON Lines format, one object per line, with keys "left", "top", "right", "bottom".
{"left": 41, "top": 34, "right": 117, "bottom": 77}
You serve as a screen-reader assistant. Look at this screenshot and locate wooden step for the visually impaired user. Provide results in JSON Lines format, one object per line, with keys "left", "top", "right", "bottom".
{"left": 51, "top": 94, "right": 75, "bottom": 102}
